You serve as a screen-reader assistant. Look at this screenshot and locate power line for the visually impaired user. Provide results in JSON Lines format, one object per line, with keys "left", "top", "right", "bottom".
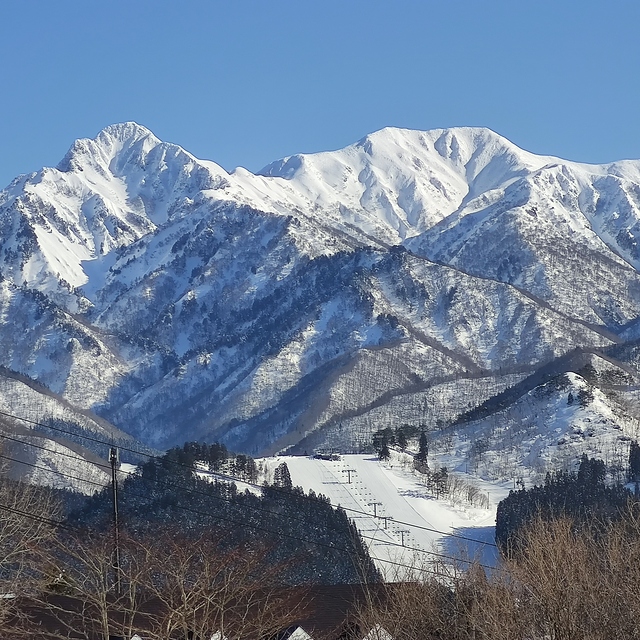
{"left": 0, "top": 443, "right": 480, "bottom": 577}
{"left": 0, "top": 408, "right": 498, "bottom": 548}
{"left": 0, "top": 502, "right": 80, "bottom": 532}
{"left": 0, "top": 453, "right": 106, "bottom": 489}
{"left": 0, "top": 501, "right": 461, "bottom": 583}
{"left": 0, "top": 444, "right": 499, "bottom": 576}
{"left": 360, "top": 533, "right": 496, "bottom": 572}
{"left": 0, "top": 432, "right": 335, "bottom": 532}
{"left": 0, "top": 409, "right": 139, "bottom": 453}
{"left": 2, "top": 429, "right": 314, "bottom": 530}
{"left": 0, "top": 452, "right": 362, "bottom": 551}
{"left": 0, "top": 431, "right": 113, "bottom": 471}
{"left": 349, "top": 497, "right": 496, "bottom": 571}
{"left": 0, "top": 455, "right": 465, "bottom": 580}
{"left": 3, "top": 430, "right": 496, "bottom": 575}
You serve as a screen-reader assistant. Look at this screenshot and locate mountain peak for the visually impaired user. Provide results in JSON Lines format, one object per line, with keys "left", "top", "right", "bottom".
{"left": 57, "top": 122, "right": 161, "bottom": 173}
{"left": 3, "top": 121, "right": 640, "bottom": 464}
{"left": 99, "top": 121, "right": 155, "bottom": 141}
{"left": 359, "top": 124, "right": 502, "bottom": 144}
{"left": 356, "top": 125, "right": 536, "bottom": 166}
{"left": 260, "top": 125, "right": 542, "bottom": 182}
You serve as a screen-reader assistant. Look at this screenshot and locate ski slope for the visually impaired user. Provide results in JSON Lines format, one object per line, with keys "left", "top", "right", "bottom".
{"left": 272, "top": 454, "right": 503, "bottom": 578}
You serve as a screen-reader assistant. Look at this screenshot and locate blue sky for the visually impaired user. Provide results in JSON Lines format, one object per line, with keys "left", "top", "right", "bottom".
{"left": 1, "top": 0, "right": 639, "bottom": 188}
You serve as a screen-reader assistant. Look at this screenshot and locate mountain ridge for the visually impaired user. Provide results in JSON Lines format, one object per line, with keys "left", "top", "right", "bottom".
{"left": 1, "top": 122, "right": 640, "bottom": 465}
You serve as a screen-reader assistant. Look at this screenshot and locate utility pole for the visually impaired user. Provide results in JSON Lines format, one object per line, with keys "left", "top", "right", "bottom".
{"left": 341, "top": 468, "right": 356, "bottom": 484}
{"left": 399, "top": 530, "right": 409, "bottom": 547}
{"left": 381, "top": 515, "right": 394, "bottom": 530}
{"left": 368, "top": 502, "right": 382, "bottom": 517}
{"left": 110, "top": 447, "right": 121, "bottom": 597}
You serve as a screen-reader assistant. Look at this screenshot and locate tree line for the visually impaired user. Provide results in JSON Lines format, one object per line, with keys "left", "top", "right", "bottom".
{"left": 496, "top": 454, "right": 636, "bottom": 553}
{"left": 0, "top": 442, "right": 379, "bottom": 637}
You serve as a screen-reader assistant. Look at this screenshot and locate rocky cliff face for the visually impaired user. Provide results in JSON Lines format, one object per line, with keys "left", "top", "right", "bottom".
{"left": 1, "top": 123, "right": 640, "bottom": 455}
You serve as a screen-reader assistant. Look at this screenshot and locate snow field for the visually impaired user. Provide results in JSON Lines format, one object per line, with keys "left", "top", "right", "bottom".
{"left": 265, "top": 454, "right": 503, "bottom": 579}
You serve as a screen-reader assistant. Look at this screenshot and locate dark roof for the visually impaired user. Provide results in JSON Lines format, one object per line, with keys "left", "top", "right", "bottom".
{"left": 13, "top": 583, "right": 392, "bottom": 640}
{"left": 288, "top": 583, "right": 390, "bottom": 640}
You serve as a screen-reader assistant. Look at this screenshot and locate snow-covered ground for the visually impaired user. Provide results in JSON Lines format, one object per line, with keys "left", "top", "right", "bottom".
{"left": 262, "top": 453, "right": 506, "bottom": 579}
{"left": 434, "top": 370, "right": 638, "bottom": 490}
{"left": 193, "top": 462, "right": 262, "bottom": 496}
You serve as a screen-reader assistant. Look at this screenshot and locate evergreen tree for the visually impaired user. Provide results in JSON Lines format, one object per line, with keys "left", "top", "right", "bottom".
{"left": 577, "top": 454, "right": 605, "bottom": 489}
{"left": 495, "top": 456, "right": 632, "bottom": 554}
{"left": 414, "top": 431, "right": 429, "bottom": 473}
{"left": 578, "top": 386, "right": 595, "bottom": 407}
{"left": 66, "top": 443, "right": 380, "bottom": 585}
{"left": 396, "top": 427, "right": 408, "bottom": 450}
{"left": 273, "top": 462, "right": 292, "bottom": 489}
{"left": 378, "top": 441, "right": 391, "bottom": 461}
{"left": 383, "top": 427, "right": 396, "bottom": 446}
{"left": 245, "top": 457, "right": 258, "bottom": 483}
{"left": 418, "top": 431, "right": 429, "bottom": 460}
{"left": 372, "top": 430, "right": 387, "bottom": 457}
{"left": 372, "top": 427, "right": 395, "bottom": 457}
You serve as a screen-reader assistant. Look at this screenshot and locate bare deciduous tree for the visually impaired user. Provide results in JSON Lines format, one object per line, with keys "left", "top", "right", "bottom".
{"left": 356, "top": 507, "right": 640, "bottom": 640}
{"left": 0, "top": 470, "right": 59, "bottom": 636}
{"left": 142, "top": 531, "right": 301, "bottom": 640}
{"left": 32, "top": 530, "right": 155, "bottom": 640}
{"left": 31, "top": 527, "right": 303, "bottom": 640}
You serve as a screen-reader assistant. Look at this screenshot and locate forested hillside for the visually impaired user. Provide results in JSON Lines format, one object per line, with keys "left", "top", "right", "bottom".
{"left": 1, "top": 123, "right": 640, "bottom": 457}
{"left": 67, "top": 442, "right": 379, "bottom": 585}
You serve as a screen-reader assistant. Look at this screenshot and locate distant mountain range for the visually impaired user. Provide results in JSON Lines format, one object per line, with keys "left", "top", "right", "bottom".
{"left": 2, "top": 122, "right": 640, "bottom": 480}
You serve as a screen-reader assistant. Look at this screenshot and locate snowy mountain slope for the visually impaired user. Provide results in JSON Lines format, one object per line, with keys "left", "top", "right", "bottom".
{"left": 437, "top": 368, "right": 638, "bottom": 487}
{"left": 407, "top": 160, "right": 640, "bottom": 328}
{"left": 240, "top": 252, "right": 614, "bottom": 455}
{"left": 258, "top": 367, "right": 637, "bottom": 572}
{"left": 1, "top": 425, "right": 111, "bottom": 494}
{"left": 0, "top": 278, "right": 138, "bottom": 406}
{"left": 0, "top": 365, "right": 151, "bottom": 492}
{"left": 111, "top": 248, "right": 611, "bottom": 452}
{"left": 264, "top": 454, "right": 499, "bottom": 576}
{"left": 0, "top": 122, "right": 370, "bottom": 313}
{"left": 1, "top": 123, "right": 640, "bottom": 455}
{"left": 264, "top": 126, "right": 640, "bottom": 330}
{"left": 260, "top": 127, "right": 554, "bottom": 243}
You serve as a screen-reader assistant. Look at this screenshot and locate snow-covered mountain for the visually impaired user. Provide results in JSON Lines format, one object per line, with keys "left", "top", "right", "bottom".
{"left": 2, "top": 122, "right": 640, "bottom": 461}
{"left": 0, "top": 366, "right": 148, "bottom": 493}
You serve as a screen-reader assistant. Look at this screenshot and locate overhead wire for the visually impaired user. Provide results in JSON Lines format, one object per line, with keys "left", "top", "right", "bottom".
{"left": 0, "top": 502, "right": 80, "bottom": 532}
{"left": 0, "top": 431, "right": 113, "bottom": 471}
{"left": 0, "top": 434, "right": 500, "bottom": 569}
{"left": 0, "top": 437, "right": 498, "bottom": 574}
{"left": 0, "top": 452, "right": 106, "bottom": 489}
{"left": 0, "top": 408, "right": 498, "bottom": 548}
{"left": 360, "top": 533, "right": 496, "bottom": 572}
{"left": 0, "top": 449, "right": 478, "bottom": 579}
{"left": 0, "top": 431, "right": 348, "bottom": 532}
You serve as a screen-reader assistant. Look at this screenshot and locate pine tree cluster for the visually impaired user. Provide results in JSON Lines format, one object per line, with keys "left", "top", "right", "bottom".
{"left": 66, "top": 442, "right": 379, "bottom": 585}
{"left": 496, "top": 455, "right": 633, "bottom": 554}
